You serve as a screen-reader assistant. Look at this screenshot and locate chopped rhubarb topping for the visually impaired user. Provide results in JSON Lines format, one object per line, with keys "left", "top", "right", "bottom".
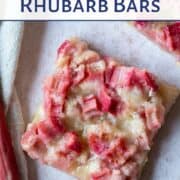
{"left": 98, "top": 85, "right": 124, "bottom": 115}
{"left": 49, "top": 104, "right": 64, "bottom": 118}
{"left": 110, "top": 66, "right": 158, "bottom": 91}
{"left": 134, "top": 22, "right": 180, "bottom": 55}
{"left": 21, "top": 39, "right": 165, "bottom": 179}
{"left": 98, "top": 87, "right": 112, "bottom": 112}
{"left": 102, "top": 138, "right": 129, "bottom": 167}
{"left": 136, "top": 134, "right": 150, "bottom": 151}
{"left": 110, "top": 67, "right": 133, "bottom": 88}
{"left": 140, "top": 71, "right": 158, "bottom": 91}
{"left": 44, "top": 93, "right": 64, "bottom": 118}
{"left": 37, "top": 118, "right": 65, "bottom": 143}
{"left": 22, "top": 119, "right": 65, "bottom": 146}
{"left": 44, "top": 67, "right": 71, "bottom": 117}
{"left": 88, "top": 133, "right": 136, "bottom": 168}
{"left": 134, "top": 21, "right": 148, "bottom": 29}
{"left": 21, "top": 124, "right": 47, "bottom": 159}
{"left": 104, "top": 67, "right": 114, "bottom": 85}
{"left": 44, "top": 67, "right": 71, "bottom": 96}
{"left": 88, "top": 134, "right": 108, "bottom": 154}
{"left": 27, "top": 139, "right": 46, "bottom": 160}
{"left": 38, "top": 121, "right": 56, "bottom": 142}
{"left": 49, "top": 116, "right": 66, "bottom": 133}
{"left": 62, "top": 132, "right": 82, "bottom": 153}
{"left": 91, "top": 168, "right": 111, "bottom": 180}
{"left": 109, "top": 97, "right": 124, "bottom": 115}
{"left": 57, "top": 40, "right": 72, "bottom": 55}
{"left": 21, "top": 124, "right": 38, "bottom": 147}
{"left": 103, "top": 56, "right": 117, "bottom": 68}
{"left": 163, "top": 22, "right": 180, "bottom": 51}
{"left": 91, "top": 161, "right": 138, "bottom": 180}
{"left": 87, "top": 71, "right": 104, "bottom": 84}
{"left": 82, "top": 95, "right": 98, "bottom": 113}
{"left": 73, "top": 64, "right": 86, "bottom": 86}
{"left": 145, "top": 105, "right": 165, "bottom": 132}
{"left": 55, "top": 67, "right": 71, "bottom": 95}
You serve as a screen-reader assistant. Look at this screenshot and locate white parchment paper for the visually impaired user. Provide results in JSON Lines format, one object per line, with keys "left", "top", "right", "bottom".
{"left": 15, "top": 22, "right": 180, "bottom": 180}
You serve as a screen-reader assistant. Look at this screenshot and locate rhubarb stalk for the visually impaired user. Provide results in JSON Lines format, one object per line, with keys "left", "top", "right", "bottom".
{"left": 0, "top": 100, "right": 20, "bottom": 180}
